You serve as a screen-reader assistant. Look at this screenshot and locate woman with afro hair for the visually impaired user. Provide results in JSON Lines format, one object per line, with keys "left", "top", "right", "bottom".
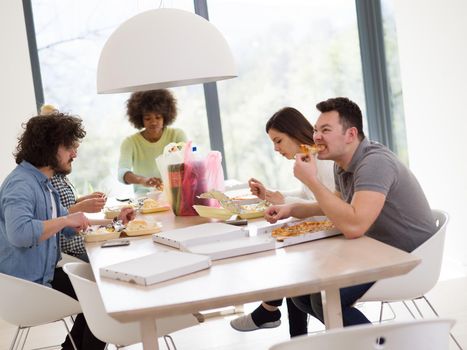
{"left": 118, "top": 89, "right": 187, "bottom": 195}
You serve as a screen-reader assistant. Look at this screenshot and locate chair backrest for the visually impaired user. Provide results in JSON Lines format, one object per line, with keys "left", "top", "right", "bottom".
{"left": 269, "top": 319, "right": 455, "bottom": 350}
{"left": 360, "top": 209, "right": 448, "bottom": 302}
{"left": 57, "top": 253, "right": 84, "bottom": 268}
{"left": 62, "top": 262, "right": 198, "bottom": 346}
{"left": 0, "top": 272, "right": 81, "bottom": 327}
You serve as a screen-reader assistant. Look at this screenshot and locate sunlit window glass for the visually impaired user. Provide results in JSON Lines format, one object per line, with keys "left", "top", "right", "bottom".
{"left": 381, "top": 0, "right": 409, "bottom": 165}
{"left": 32, "top": 0, "right": 208, "bottom": 197}
{"left": 209, "top": 0, "right": 367, "bottom": 190}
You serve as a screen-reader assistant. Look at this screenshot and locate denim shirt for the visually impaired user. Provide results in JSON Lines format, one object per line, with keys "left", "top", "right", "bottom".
{"left": 0, "top": 161, "right": 74, "bottom": 285}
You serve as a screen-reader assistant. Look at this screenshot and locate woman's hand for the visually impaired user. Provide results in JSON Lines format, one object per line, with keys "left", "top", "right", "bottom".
{"left": 248, "top": 178, "right": 267, "bottom": 199}
{"left": 78, "top": 192, "right": 106, "bottom": 202}
{"left": 264, "top": 190, "right": 285, "bottom": 205}
{"left": 264, "top": 204, "right": 292, "bottom": 224}
{"left": 117, "top": 207, "right": 136, "bottom": 224}
{"left": 73, "top": 197, "right": 106, "bottom": 213}
{"left": 142, "top": 177, "right": 163, "bottom": 189}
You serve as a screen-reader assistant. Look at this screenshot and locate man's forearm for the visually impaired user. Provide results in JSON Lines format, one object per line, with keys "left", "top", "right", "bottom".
{"left": 40, "top": 216, "right": 68, "bottom": 241}
{"left": 289, "top": 202, "right": 323, "bottom": 218}
{"left": 303, "top": 177, "right": 352, "bottom": 222}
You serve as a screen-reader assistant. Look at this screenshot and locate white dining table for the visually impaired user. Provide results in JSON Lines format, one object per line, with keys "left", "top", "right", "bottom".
{"left": 85, "top": 210, "right": 420, "bottom": 350}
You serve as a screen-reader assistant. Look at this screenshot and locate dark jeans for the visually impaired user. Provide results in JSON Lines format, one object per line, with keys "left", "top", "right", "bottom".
{"left": 51, "top": 267, "right": 106, "bottom": 350}
{"left": 291, "top": 282, "right": 375, "bottom": 327}
{"left": 265, "top": 298, "right": 308, "bottom": 337}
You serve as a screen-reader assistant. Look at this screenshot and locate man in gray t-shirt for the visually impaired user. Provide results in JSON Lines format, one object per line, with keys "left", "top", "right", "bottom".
{"left": 264, "top": 97, "right": 436, "bottom": 329}
{"left": 335, "top": 137, "right": 435, "bottom": 253}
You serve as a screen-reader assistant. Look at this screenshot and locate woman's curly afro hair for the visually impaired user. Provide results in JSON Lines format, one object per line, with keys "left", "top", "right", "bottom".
{"left": 126, "top": 89, "right": 178, "bottom": 129}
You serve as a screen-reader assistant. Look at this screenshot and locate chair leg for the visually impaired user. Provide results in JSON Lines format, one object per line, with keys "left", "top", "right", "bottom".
{"left": 411, "top": 299, "right": 424, "bottom": 318}
{"left": 8, "top": 326, "right": 22, "bottom": 350}
{"left": 421, "top": 296, "right": 464, "bottom": 350}
{"left": 20, "top": 327, "right": 30, "bottom": 350}
{"left": 377, "top": 302, "right": 383, "bottom": 322}
{"left": 386, "top": 302, "right": 397, "bottom": 321}
{"left": 422, "top": 296, "right": 439, "bottom": 316}
{"left": 163, "top": 334, "right": 177, "bottom": 350}
{"left": 10, "top": 321, "right": 80, "bottom": 350}
{"left": 60, "top": 318, "right": 78, "bottom": 350}
{"left": 376, "top": 301, "right": 396, "bottom": 323}
{"left": 402, "top": 300, "right": 417, "bottom": 319}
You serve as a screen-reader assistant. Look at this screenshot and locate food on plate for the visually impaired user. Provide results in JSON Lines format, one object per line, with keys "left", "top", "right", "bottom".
{"left": 240, "top": 202, "right": 269, "bottom": 213}
{"left": 124, "top": 219, "right": 162, "bottom": 236}
{"left": 142, "top": 198, "right": 160, "bottom": 209}
{"left": 81, "top": 225, "right": 121, "bottom": 242}
{"left": 272, "top": 220, "right": 335, "bottom": 238}
{"left": 139, "top": 198, "right": 170, "bottom": 214}
{"left": 126, "top": 219, "right": 150, "bottom": 231}
{"left": 231, "top": 194, "right": 261, "bottom": 205}
{"left": 100, "top": 226, "right": 115, "bottom": 233}
{"left": 299, "top": 144, "right": 324, "bottom": 155}
{"left": 81, "top": 225, "right": 115, "bottom": 235}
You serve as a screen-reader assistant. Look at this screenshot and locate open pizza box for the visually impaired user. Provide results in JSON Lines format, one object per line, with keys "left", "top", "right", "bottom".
{"left": 256, "top": 216, "right": 341, "bottom": 248}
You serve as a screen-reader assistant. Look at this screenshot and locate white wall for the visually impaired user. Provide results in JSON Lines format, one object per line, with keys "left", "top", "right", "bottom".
{"left": 0, "top": 1, "right": 37, "bottom": 183}
{"left": 393, "top": 0, "right": 467, "bottom": 276}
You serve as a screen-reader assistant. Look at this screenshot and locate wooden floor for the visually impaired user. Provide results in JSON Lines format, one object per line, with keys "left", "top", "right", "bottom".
{"left": 1, "top": 276, "right": 466, "bottom": 350}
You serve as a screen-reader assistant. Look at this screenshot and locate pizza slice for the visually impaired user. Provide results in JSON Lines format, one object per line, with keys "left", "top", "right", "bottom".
{"left": 272, "top": 220, "right": 335, "bottom": 238}
{"left": 300, "top": 144, "right": 325, "bottom": 155}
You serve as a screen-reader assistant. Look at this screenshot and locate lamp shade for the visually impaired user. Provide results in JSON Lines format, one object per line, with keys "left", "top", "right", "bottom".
{"left": 97, "top": 8, "right": 237, "bottom": 94}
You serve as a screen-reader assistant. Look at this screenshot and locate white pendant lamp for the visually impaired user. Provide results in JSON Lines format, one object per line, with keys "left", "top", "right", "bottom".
{"left": 97, "top": 8, "right": 237, "bottom": 94}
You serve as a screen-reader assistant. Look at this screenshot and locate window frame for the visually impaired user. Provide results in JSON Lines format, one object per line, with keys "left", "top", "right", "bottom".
{"left": 24, "top": 0, "right": 398, "bottom": 176}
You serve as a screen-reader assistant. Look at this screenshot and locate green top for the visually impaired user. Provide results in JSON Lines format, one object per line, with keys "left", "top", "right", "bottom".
{"left": 118, "top": 127, "right": 187, "bottom": 194}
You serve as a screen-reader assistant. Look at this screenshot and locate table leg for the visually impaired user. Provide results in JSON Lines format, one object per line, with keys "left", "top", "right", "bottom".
{"left": 141, "top": 317, "right": 159, "bottom": 350}
{"left": 322, "top": 288, "right": 343, "bottom": 329}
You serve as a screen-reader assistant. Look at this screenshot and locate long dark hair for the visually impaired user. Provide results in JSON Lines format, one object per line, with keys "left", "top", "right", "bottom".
{"left": 14, "top": 113, "right": 86, "bottom": 168}
{"left": 265, "top": 107, "right": 315, "bottom": 145}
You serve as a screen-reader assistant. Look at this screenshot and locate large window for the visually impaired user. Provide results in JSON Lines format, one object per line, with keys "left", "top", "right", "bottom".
{"left": 31, "top": 0, "right": 405, "bottom": 197}
{"left": 32, "top": 0, "right": 209, "bottom": 198}
{"left": 209, "top": 0, "right": 366, "bottom": 191}
{"left": 381, "top": 0, "right": 408, "bottom": 164}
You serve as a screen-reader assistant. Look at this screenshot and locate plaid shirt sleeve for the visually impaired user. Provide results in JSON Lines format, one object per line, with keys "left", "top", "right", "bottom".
{"left": 51, "top": 175, "right": 86, "bottom": 257}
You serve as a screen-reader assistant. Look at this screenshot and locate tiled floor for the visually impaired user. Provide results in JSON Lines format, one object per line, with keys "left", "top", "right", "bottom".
{"left": 1, "top": 276, "right": 466, "bottom": 350}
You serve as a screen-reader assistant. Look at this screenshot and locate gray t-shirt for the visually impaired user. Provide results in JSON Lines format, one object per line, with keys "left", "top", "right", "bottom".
{"left": 334, "top": 138, "right": 436, "bottom": 252}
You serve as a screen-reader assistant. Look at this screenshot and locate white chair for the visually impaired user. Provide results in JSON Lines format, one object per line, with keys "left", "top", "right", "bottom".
{"left": 0, "top": 272, "right": 81, "bottom": 350}
{"left": 57, "top": 252, "right": 84, "bottom": 268}
{"left": 62, "top": 262, "right": 199, "bottom": 349}
{"left": 358, "top": 209, "right": 462, "bottom": 349}
{"left": 269, "top": 318, "right": 455, "bottom": 350}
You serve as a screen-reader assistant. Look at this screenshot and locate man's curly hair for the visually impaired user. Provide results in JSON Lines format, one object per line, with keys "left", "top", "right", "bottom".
{"left": 126, "top": 89, "right": 178, "bottom": 129}
{"left": 14, "top": 113, "right": 86, "bottom": 168}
